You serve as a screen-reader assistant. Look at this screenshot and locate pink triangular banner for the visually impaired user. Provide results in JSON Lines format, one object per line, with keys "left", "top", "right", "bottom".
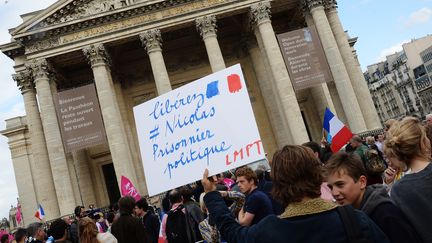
{"left": 120, "top": 176, "right": 141, "bottom": 201}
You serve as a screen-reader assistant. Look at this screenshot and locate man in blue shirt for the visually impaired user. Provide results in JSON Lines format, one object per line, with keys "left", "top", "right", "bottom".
{"left": 235, "top": 167, "right": 273, "bottom": 226}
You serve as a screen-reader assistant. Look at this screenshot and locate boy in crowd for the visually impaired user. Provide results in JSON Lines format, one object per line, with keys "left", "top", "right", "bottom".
{"left": 135, "top": 198, "right": 160, "bottom": 243}
{"left": 26, "top": 222, "right": 46, "bottom": 243}
{"left": 325, "top": 152, "right": 421, "bottom": 243}
{"left": 235, "top": 167, "right": 273, "bottom": 226}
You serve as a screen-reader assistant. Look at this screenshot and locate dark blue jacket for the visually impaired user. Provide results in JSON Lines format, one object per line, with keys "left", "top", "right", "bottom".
{"left": 204, "top": 191, "right": 389, "bottom": 243}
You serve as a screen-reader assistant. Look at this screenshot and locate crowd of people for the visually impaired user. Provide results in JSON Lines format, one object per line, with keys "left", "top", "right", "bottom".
{"left": 1, "top": 115, "right": 432, "bottom": 243}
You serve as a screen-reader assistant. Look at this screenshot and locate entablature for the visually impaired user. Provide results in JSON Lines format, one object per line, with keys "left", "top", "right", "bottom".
{"left": 4, "top": 0, "right": 298, "bottom": 60}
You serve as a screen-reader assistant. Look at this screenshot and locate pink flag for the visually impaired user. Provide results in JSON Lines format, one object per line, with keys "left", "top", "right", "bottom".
{"left": 120, "top": 176, "right": 141, "bottom": 201}
{"left": 16, "top": 202, "right": 22, "bottom": 225}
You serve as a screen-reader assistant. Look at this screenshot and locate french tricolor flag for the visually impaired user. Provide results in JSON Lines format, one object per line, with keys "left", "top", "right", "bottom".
{"left": 34, "top": 204, "right": 45, "bottom": 220}
{"left": 323, "top": 108, "right": 353, "bottom": 152}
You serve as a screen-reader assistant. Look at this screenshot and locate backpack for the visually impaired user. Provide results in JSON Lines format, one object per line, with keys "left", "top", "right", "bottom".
{"left": 165, "top": 204, "right": 196, "bottom": 243}
{"left": 364, "top": 147, "right": 386, "bottom": 175}
{"left": 337, "top": 205, "right": 373, "bottom": 243}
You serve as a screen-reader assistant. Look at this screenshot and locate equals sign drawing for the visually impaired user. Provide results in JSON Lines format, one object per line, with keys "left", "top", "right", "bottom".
{"left": 149, "top": 125, "right": 160, "bottom": 140}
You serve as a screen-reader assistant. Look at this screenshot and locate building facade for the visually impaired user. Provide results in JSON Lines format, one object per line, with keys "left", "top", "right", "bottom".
{"left": 1, "top": 0, "right": 379, "bottom": 224}
{"left": 416, "top": 45, "right": 432, "bottom": 114}
{"left": 366, "top": 36, "right": 432, "bottom": 122}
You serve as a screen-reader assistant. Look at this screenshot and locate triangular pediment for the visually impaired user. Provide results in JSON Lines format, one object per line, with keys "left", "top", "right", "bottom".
{"left": 12, "top": 0, "right": 73, "bottom": 36}
{"left": 12, "top": 0, "right": 154, "bottom": 37}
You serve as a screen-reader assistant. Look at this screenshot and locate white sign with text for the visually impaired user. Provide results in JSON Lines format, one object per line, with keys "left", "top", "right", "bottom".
{"left": 134, "top": 64, "right": 265, "bottom": 196}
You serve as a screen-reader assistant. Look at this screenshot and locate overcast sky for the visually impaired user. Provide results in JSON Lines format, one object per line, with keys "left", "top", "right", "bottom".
{"left": 0, "top": 0, "right": 431, "bottom": 221}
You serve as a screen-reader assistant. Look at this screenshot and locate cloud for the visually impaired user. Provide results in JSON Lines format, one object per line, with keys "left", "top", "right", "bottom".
{"left": 404, "top": 7, "right": 432, "bottom": 28}
{"left": 375, "top": 40, "right": 410, "bottom": 63}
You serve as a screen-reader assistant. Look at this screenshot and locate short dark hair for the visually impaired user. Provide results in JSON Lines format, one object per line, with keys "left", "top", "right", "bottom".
{"left": 350, "top": 135, "right": 363, "bottom": 143}
{"left": 168, "top": 189, "right": 182, "bottom": 204}
{"left": 110, "top": 203, "right": 119, "bottom": 212}
{"left": 222, "top": 171, "right": 232, "bottom": 179}
{"left": 135, "top": 198, "right": 149, "bottom": 211}
{"left": 235, "top": 167, "right": 258, "bottom": 185}
{"left": 106, "top": 212, "right": 115, "bottom": 224}
{"left": 302, "top": 141, "right": 321, "bottom": 155}
{"left": 325, "top": 152, "right": 366, "bottom": 182}
{"left": 48, "top": 219, "right": 68, "bottom": 240}
{"left": 180, "top": 186, "right": 193, "bottom": 202}
{"left": 255, "top": 168, "right": 265, "bottom": 181}
{"left": 14, "top": 228, "right": 27, "bottom": 242}
{"left": 74, "top": 206, "right": 84, "bottom": 218}
{"left": 1, "top": 234, "right": 8, "bottom": 243}
{"left": 118, "top": 196, "right": 136, "bottom": 215}
{"left": 162, "top": 196, "right": 171, "bottom": 213}
{"left": 27, "top": 222, "right": 44, "bottom": 237}
{"left": 271, "top": 145, "right": 323, "bottom": 207}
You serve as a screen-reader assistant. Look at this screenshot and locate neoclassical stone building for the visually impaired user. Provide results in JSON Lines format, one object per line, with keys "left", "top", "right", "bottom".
{"left": 365, "top": 36, "right": 432, "bottom": 122}
{"left": 1, "top": 0, "right": 380, "bottom": 224}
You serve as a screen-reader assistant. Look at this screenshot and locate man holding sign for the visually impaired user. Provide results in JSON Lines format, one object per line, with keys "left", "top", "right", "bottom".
{"left": 200, "top": 146, "right": 389, "bottom": 243}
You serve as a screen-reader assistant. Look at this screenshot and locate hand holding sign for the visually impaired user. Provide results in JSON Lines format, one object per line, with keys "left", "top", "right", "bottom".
{"left": 202, "top": 169, "right": 217, "bottom": 193}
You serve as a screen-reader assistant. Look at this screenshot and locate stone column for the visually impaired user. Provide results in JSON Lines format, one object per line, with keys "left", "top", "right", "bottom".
{"left": 72, "top": 150, "right": 97, "bottom": 206}
{"left": 196, "top": 15, "right": 226, "bottom": 72}
{"left": 247, "top": 37, "right": 292, "bottom": 146}
{"left": 326, "top": 1, "right": 381, "bottom": 129}
{"left": 250, "top": 2, "right": 309, "bottom": 144}
{"left": 139, "top": 29, "right": 172, "bottom": 95}
{"left": 113, "top": 81, "right": 147, "bottom": 195}
{"left": 13, "top": 70, "right": 60, "bottom": 219}
{"left": 83, "top": 43, "right": 139, "bottom": 192}
{"left": 304, "top": 0, "right": 367, "bottom": 133}
{"left": 29, "top": 59, "right": 76, "bottom": 216}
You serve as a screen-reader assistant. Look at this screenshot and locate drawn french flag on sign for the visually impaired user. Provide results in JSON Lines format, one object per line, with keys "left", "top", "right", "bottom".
{"left": 34, "top": 204, "right": 45, "bottom": 220}
{"left": 323, "top": 108, "right": 353, "bottom": 152}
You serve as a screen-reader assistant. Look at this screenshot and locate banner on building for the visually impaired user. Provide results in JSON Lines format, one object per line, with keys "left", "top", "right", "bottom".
{"left": 134, "top": 64, "right": 265, "bottom": 196}
{"left": 56, "top": 83, "right": 107, "bottom": 153}
{"left": 277, "top": 25, "right": 333, "bottom": 90}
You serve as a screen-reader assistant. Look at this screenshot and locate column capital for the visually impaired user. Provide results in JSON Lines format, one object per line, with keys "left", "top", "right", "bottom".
{"left": 26, "top": 59, "right": 52, "bottom": 81}
{"left": 302, "top": 0, "right": 325, "bottom": 11}
{"left": 83, "top": 43, "right": 111, "bottom": 67}
{"left": 249, "top": 2, "right": 271, "bottom": 27}
{"left": 139, "top": 29, "right": 162, "bottom": 53}
{"left": 325, "top": 0, "right": 338, "bottom": 11}
{"left": 196, "top": 15, "right": 217, "bottom": 39}
{"left": 12, "top": 69, "right": 34, "bottom": 94}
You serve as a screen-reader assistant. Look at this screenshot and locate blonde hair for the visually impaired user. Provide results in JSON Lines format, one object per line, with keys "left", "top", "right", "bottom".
{"left": 384, "top": 119, "right": 397, "bottom": 130}
{"left": 78, "top": 217, "right": 99, "bottom": 243}
{"left": 366, "top": 136, "right": 375, "bottom": 145}
{"left": 384, "top": 117, "right": 431, "bottom": 165}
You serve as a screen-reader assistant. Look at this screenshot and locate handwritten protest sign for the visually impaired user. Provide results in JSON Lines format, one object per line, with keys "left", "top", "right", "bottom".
{"left": 133, "top": 64, "right": 265, "bottom": 196}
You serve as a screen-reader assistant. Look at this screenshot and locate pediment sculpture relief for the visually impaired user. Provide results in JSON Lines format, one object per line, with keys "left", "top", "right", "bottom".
{"left": 42, "top": 0, "right": 148, "bottom": 26}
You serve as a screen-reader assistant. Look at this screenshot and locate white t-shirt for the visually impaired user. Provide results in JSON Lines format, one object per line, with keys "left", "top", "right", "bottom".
{"left": 97, "top": 232, "right": 118, "bottom": 243}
